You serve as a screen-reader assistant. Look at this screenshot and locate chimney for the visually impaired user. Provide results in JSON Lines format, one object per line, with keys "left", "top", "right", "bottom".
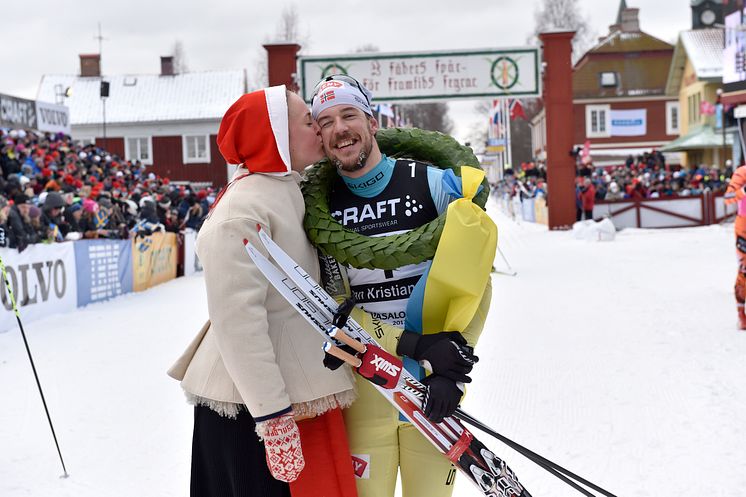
{"left": 80, "top": 54, "right": 101, "bottom": 77}
{"left": 620, "top": 8, "right": 640, "bottom": 32}
{"left": 161, "top": 56, "right": 175, "bottom": 76}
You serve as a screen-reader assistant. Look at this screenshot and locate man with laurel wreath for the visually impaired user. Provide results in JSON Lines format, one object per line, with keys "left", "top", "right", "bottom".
{"left": 308, "top": 75, "right": 494, "bottom": 497}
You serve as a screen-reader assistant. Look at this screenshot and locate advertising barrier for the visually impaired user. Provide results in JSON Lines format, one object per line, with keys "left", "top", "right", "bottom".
{"left": 132, "top": 232, "right": 178, "bottom": 292}
{"left": 0, "top": 243, "right": 77, "bottom": 332}
{"left": 0, "top": 230, "right": 198, "bottom": 333}
{"left": 74, "top": 239, "right": 133, "bottom": 307}
{"left": 182, "top": 229, "right": 202, "bottom": 277}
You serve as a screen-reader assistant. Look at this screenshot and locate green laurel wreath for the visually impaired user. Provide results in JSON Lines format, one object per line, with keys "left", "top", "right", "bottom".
{"left": 302, "top": 127, "right": 488, "bottom": 270}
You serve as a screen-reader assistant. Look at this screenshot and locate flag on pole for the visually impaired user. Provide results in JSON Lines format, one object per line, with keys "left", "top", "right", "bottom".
{"left": 509, "top": 99, "right": 527, "bottom": 120}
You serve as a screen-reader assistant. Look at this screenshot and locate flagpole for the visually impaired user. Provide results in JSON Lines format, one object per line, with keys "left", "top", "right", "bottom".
{"left": 506, "top": 99, "right": 513, "bottom": 168}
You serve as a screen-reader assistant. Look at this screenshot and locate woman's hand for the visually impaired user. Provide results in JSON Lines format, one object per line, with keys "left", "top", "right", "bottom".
{"left": 256, "top": 413, "right": 305, "bottom": 482}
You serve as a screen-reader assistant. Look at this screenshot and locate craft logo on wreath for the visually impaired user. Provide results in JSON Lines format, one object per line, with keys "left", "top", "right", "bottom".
{"left": 490, "top": 56, "right": 520, "bottom": 90}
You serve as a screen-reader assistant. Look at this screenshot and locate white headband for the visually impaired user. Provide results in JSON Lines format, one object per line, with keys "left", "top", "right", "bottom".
{"left": 311, "top": 79, "right": 373, "bottom": 119}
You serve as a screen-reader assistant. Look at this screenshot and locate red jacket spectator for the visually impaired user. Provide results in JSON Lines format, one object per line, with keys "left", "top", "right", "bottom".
{"left": 581, "top": 181, "right": 595, "bottom": 211}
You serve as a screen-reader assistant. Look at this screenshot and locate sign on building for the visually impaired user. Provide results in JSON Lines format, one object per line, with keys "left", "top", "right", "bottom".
{"left": 299, "top": 48, "right": 540, "bottom": 103}
{"left": 610, "top": 109, "right": 647, "bottom": 137}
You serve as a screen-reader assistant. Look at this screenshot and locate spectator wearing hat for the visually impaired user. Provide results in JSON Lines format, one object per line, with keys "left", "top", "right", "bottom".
{"left": 41, "top": 191, "right": 70, "bottom": 241}
{"left": 7, "top": 193, "right": 40, "bottom": 251}
{"left": 65, "top": 202, "right": 84, "bottom": 236}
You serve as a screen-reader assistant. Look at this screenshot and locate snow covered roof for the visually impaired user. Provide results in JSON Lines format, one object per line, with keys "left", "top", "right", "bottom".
{"left": 680, "top": 29, "right": 723, "bottom": 78}
{"left": 665, "top": 29, "right": 723, "bottom": 94}
{"left": 36, "top": 70, "right": 247, "bottom": 126}
{"left": 591, "top": 29, "right": 673, "bottom": 54}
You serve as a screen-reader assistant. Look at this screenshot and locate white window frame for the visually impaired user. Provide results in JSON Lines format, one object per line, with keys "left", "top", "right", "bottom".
{"left": 666, "top": 101, "right": 680, "bottom": 135}
{"left": 182, "top": 134, "right": 211, "bottom": 164}
{"left": 125, "top": 136, "right": 153, "bottom": 165}
{"left": 586, "top": 104, "right": 611, "bottom": 138}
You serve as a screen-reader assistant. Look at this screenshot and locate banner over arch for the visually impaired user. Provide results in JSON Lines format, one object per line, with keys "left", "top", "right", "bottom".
{"left": 298, "top": 47, "right": 540, "bottom": 103}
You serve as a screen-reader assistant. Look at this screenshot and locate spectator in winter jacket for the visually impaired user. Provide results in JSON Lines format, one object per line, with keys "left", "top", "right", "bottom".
{"left": 7, "top": 193, "right": 40, "bottom": 251}
{"left": 41, "top": 191, "right": 70, "bottom": 240}
{"left": 581, "top": 178, "right": 596, "bottom": 220}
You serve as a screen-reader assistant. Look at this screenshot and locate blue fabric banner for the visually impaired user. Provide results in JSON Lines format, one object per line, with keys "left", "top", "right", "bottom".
{"left": 74, "top": 239, "right": 133, "bottom": 307}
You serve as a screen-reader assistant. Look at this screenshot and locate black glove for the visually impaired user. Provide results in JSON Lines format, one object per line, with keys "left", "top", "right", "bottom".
{"left": 422, "top": 375, "right": 462, "bottom": 423}
{"left": 323, "top": 343, "right": 357, "bottom": 371}
{"left": 323, "top": 298, "right": 360, "bottom": 370}
{"left": 397, "top": 331, "right": 478, "bottom": 383}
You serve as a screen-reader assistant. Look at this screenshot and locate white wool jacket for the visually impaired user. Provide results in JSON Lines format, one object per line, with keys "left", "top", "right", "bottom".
{"left": 168, "top": 171, "right": 356, "bottom": 420}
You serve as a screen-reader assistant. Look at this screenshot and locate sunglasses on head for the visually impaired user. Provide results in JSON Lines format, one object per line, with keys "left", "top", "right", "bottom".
{"left": 312, "top": 75, "right": 371, "bottom": 107}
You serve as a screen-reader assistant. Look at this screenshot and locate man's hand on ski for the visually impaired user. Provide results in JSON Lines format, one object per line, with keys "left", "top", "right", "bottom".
{"left": 422, "top": 374, "right": 463, "bottom": 423}
{"left": 397, "top": 331, "right": 478, "bottom": 383}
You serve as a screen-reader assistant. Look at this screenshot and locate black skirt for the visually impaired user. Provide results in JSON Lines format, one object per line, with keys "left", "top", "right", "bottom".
{"left": 191, "top": 405, "right": 291, "bottom": 497}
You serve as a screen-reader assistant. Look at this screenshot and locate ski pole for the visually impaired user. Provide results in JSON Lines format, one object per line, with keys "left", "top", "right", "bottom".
{"left": 0, "top": 255, "right": 69, "bottom": 478}
{"left": 454, "top": 409, "right": 616, "bottom": 497}
{"left": 496, "top": 246, "right": 517, "bottom": 276}
{"left": 328, "top": 323, "right": 614, "bottom": 496}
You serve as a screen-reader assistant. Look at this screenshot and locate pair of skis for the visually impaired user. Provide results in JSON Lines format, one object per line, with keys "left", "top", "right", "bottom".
{"left": 244, "top": 226, "right": 529, "bottom": 497}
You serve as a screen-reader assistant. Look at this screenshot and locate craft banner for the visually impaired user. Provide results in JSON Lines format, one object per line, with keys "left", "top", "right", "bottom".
{"left": 74, "top": 239, "right": 133, "bottom": 307}
{"left": 132, "top": 232, "right": 178, "bottom": 292}
{"left": 610, "top": 109, "right": 647, "bottom": 136}
{"left": 0, "top": 243, "right": 77, "bottom": 333}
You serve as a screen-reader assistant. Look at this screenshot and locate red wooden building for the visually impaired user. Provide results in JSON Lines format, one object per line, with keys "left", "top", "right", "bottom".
{"left": 532, "top": 4, "right": 680, "bottom": 167}
{"left": 37, "top": 54, "right": 247, "bottom": 187}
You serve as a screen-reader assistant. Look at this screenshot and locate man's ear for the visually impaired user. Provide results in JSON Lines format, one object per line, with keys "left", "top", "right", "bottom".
{"left": 368, "top": 116, "right": 379, "bottom": 134}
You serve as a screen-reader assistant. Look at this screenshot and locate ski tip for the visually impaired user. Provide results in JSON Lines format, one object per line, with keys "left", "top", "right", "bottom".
{"left": 243, "top": 238, "right": 249, "bottom": 246}
{"left": 256, "top": 223, "right": 261, "bottom": 232}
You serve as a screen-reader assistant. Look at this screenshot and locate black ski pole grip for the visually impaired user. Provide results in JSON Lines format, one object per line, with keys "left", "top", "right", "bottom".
{"left": 333, "top": 297, "right": 357, "bottom": 329}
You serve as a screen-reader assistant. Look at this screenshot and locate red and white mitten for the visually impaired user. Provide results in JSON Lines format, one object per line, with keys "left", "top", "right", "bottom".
{"left": 255, "top": 414, "right": 305, "bottom": 482}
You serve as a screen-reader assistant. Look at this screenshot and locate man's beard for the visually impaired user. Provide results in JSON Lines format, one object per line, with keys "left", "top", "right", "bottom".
{"left": 328, "top": 126, "right": 373, "bottom": 173}
{"left": 332, "top": 149, "right": 369, "bottom": 173}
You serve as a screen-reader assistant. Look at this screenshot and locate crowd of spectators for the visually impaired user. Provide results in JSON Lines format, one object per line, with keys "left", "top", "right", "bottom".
{"left": 0, "top": 128, "right": 215, "bottom": 252}
{"left": 576, "top": 151, "right": 732, "bottom": 201}
{"left": 496, "top": 152, "right": 734, "bottom": 203}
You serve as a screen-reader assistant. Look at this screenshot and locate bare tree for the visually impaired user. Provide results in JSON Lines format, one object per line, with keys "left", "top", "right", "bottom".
{"left": 251, "top": 4, "right": 310, "bottom": 89}
{"left": 529, "top": 0, "right": 595, "bottom": 63}
{"left": 397, "top": 103, "right": 453, "bottom": 134}
{"left": 172, "top": 40, "right": 188, "bottom": 73}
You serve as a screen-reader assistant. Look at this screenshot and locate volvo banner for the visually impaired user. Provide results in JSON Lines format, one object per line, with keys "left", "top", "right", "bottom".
{"left": 0, "top": 243, "right": 77, "bottom": 333}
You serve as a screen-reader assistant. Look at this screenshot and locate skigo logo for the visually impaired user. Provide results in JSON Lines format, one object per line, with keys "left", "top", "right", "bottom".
{"left": 351, "top": 454, "right": 370, "bottom": 479}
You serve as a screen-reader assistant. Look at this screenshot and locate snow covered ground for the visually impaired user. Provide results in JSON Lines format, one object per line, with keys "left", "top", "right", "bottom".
{"left": 2, "top": 202, "right": 745, "bottom": 497}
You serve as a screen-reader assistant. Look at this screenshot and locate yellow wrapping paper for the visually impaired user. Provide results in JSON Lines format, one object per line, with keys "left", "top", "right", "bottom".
{"left": 422, "top": 167, "right": 497, "bottom": 334}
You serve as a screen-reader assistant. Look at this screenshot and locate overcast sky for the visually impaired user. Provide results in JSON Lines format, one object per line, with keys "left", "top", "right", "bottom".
{"left": 3, "top": 0, "right": 689, "bottom": 141}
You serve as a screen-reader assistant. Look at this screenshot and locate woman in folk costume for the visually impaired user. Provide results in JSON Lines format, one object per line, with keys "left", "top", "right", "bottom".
{"left": 168, "top": 86, "right": 358, "bottom": 497}
{"left": 725, "top": 164, "right": 746, "bottom": 330}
